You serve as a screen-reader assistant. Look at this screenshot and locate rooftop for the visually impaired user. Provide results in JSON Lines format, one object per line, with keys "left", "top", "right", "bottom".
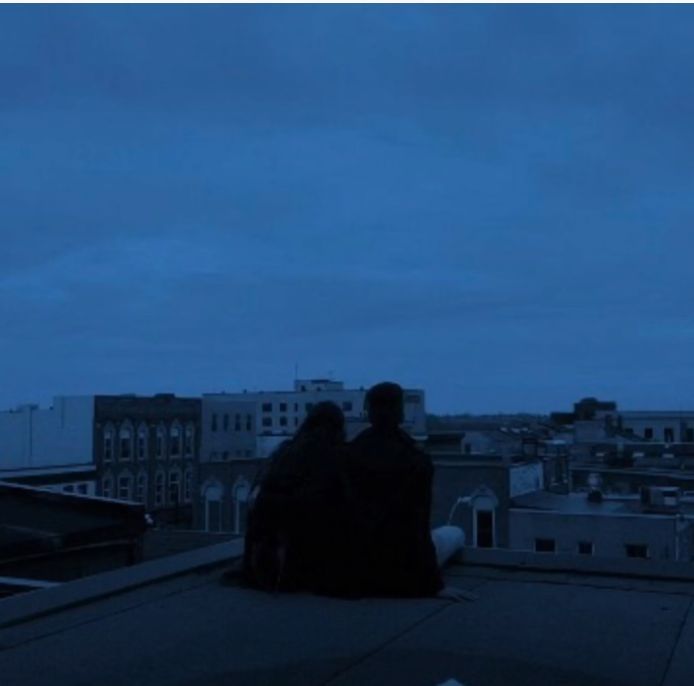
{"left": 512, "top": 490, "right": 694, "bottom": 517}
{"left": 1, "top": 542, "right": 693, "bottom": 686}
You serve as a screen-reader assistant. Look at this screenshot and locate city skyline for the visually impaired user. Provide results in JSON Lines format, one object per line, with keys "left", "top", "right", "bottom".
{"left": 3, "top": 5, "right": 694, "bottom": 414}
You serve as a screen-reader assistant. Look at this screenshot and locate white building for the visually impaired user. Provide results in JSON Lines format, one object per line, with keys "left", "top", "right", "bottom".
{"left": 201, "top": 379, "right": 427, "bottom": 461}
{"left": 0, "top": 397, "right": 97, "bottom": 495}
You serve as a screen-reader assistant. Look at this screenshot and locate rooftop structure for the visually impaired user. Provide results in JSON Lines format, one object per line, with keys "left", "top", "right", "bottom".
{"left": 0, "top": 481, "right": 145, "bottom": 584}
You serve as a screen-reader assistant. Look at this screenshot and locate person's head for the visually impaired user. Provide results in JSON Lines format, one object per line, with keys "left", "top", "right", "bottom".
{"left": 365, "top": 382, "right": 404, "bottom": 430}
{"left": 296, "top": 401, "right": 345, "bottom": 444}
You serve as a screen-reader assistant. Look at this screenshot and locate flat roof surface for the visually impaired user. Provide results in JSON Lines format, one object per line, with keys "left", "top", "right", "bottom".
{"left": 512, "top": 490, "right": 694, "bottom": 516}
{"left": 1, "top": 562, "right": 692, "bottom": 686}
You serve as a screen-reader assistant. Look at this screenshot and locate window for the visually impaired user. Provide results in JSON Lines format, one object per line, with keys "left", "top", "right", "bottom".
{"left": 211, "top": 414, "right": 218, "bottom": 432}
{"left": 170, "top": 423, "right": 181, "bottom": 458}
{"left": 262, "top": 403, "right": 272, "bottom": 412}
{"left": 222, "top": 451, "right": 229, "bottom": 460}
{"left": 625, "top": 544, "right": 649, "bottom": 559}
{"left": 119, "top": 424, "right": 133, "bottom": 460}
{"left": 136, "top": 473, "right": 147, "bottom": 503}
{"left": 279, "top": 402, "right": 287, "bottom": 412}
{"left": 155, "top": 472, "right": 165, "bottom": 506}
{"left": 578, "top": 541, "right": 594, "bottom": 556}
{"left": 342, "top": 401, "right": 353, "bottom": 412}
{"left": 103, "top": 427, "right": 114, "bottom": 462}
{"left": 184, "top": 424, "right": 194, "bottom": 457}
{"left": 234, "top": 414, "right": 241, "bottom": 431}
{"left": 294, "top": 403, "right": 299, "bottom": 412}
{"left": 63, "top": 484, "right": 74, "bottom": 493}
{"left": 102, "top": 477, "right": 113, "bottom": 499}
{"left": 137, "top": 425, "right": 147, "bottom": 460}
{"left": 664, "top": 427, "right": 674, "bottom": 443}
{"left": 156, "top": 426, "right": 165, "bottom": 458}
{"left": 244, "top": 449, "right": 252, "bottom": 457}
{"left": 535, "top": 538, "right": 556, "bottom": 553}
{"left": 118, "top": 475, "right": 132, "bottom": 500}
{"left": 184, "top": 469, "right": 192, "bottom": 502}
{"left": 262, "top": 417, "right": 272, "bottom": 427}
{"left": 476, "top": 510, "right": 494, "bottom": 548}
{"left": 279, "top": 416, "right": 288, "bottom": 427}
{"left": 686, "top": 428, "right": 694, "bottom": 442}
{"left": 223, "top": 414, "right": 229, "bottom": 431}
{"left": 77, "top": 483, "right": 88, "bottom": 495}
{"left": 294, "top": 417, "right": 299, "bottom": 427}
{"left": 245, "top": 414, "right": 252, "bottom": 431}
{"left": 644, "top": 427, "right": 654, "bottom": 440}
{"left": 168, "top": 471, "right": 181, "bottom": 505}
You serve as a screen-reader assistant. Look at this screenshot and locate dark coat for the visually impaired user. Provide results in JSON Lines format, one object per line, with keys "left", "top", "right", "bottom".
{"left": 243, "top": 431, "right": 353, "bottom": 595}
{"left": 344, "top": 426, "right": 443, "bottom": 597}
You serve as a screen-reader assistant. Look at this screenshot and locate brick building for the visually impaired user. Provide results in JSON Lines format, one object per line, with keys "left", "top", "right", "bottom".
{"left": 94, "top": 394, "right": 201, "bottom": 526}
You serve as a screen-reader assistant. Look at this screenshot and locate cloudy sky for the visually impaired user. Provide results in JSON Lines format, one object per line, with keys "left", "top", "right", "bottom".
{"left": 2, "top": 4, "right": 694, "bottom": 414}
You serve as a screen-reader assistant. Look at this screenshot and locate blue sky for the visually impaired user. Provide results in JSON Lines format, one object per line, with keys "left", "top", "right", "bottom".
{"left": 2, "top": 4, "right": 694, "bottom": 414}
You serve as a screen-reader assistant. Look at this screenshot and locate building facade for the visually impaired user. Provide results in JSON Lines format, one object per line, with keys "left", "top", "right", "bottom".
{"left": 510, "top": 491, "right": 693, "bottom": 562}
{"left": 94, "top": 394, "right": 201, "bottom": 525}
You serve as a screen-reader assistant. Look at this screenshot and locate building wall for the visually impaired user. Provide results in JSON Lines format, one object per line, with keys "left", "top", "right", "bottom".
{"left": 201, "top": 399, "right": 257, "bottom": 462}
{"left": 619, "top": 413, "right": 694, "bottom": 443}
{"left": 509, "top": 509, "right": 690, "bottom": 561}
{"left": 431, "top": 462, "right": 517, "bottom": 548}
{"left": 0, "top": 397, "right": 94, "bottom": 471}
{"left": 204, "top": 382, "right": 427, "bottom": 447}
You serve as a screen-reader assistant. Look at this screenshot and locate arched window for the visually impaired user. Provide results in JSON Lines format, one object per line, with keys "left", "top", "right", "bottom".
{"left": 119, "top": 421, "right": 133, "bottom": 460}
{"left": 156, "top": 424, "right": 166, "bottom": 459}
{"left": 184, "top": 468, "right": 193, "bottom": 502}
{"left": 168, "top": 469, "right": 181, "bottom": 505}
{"left": 184, "top": 423, "right": 195, "bottom": 458}
{"left": 136, "top": 472, "right": 148, "bottom": 504}
{"left": 232, "top": 477, "right": 251, "bottom": 535}
{"left": 103, "top": 424, "right": 114, "bottom": 462}
{"left": 203, "top": 481, "right": 223, "bottom": 532}
{"left": 170, "top": 422, "right": 181, "bottom": 458}
{"left": 137, "top": 424, "right": 148, "bottom": 460}
{"left": 154, "top": 471, "right": 165, "bottom": 506}
{"left": 102, "top": 475, "right": 113, "bottom": 499}
{"left": 118, "top": 473, "right": 133, "bottom": 500}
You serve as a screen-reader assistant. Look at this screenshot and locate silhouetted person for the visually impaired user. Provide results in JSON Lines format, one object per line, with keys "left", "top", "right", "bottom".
{"left": 345, "top": 382, "right": 442, "bottom": 596}
{"left": 346, "top": 382, "right": 464, "bottom": 598}
{"left": 242, "top": 401, "right": 351, "bottom": 594}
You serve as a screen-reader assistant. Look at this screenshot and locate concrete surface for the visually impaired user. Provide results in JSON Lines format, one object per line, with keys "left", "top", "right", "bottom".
{"left": 1, "top": 561, "right": 693, "bottom": 686}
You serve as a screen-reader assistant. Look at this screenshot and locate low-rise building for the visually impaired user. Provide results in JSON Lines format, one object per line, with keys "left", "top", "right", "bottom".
{"left": 510, "top": 490, "right": 694, "bottom": 561}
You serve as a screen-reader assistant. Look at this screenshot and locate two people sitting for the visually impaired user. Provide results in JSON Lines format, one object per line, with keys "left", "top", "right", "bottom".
{"left": 241, "top": 382, "right": 466, "bottom": 600}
